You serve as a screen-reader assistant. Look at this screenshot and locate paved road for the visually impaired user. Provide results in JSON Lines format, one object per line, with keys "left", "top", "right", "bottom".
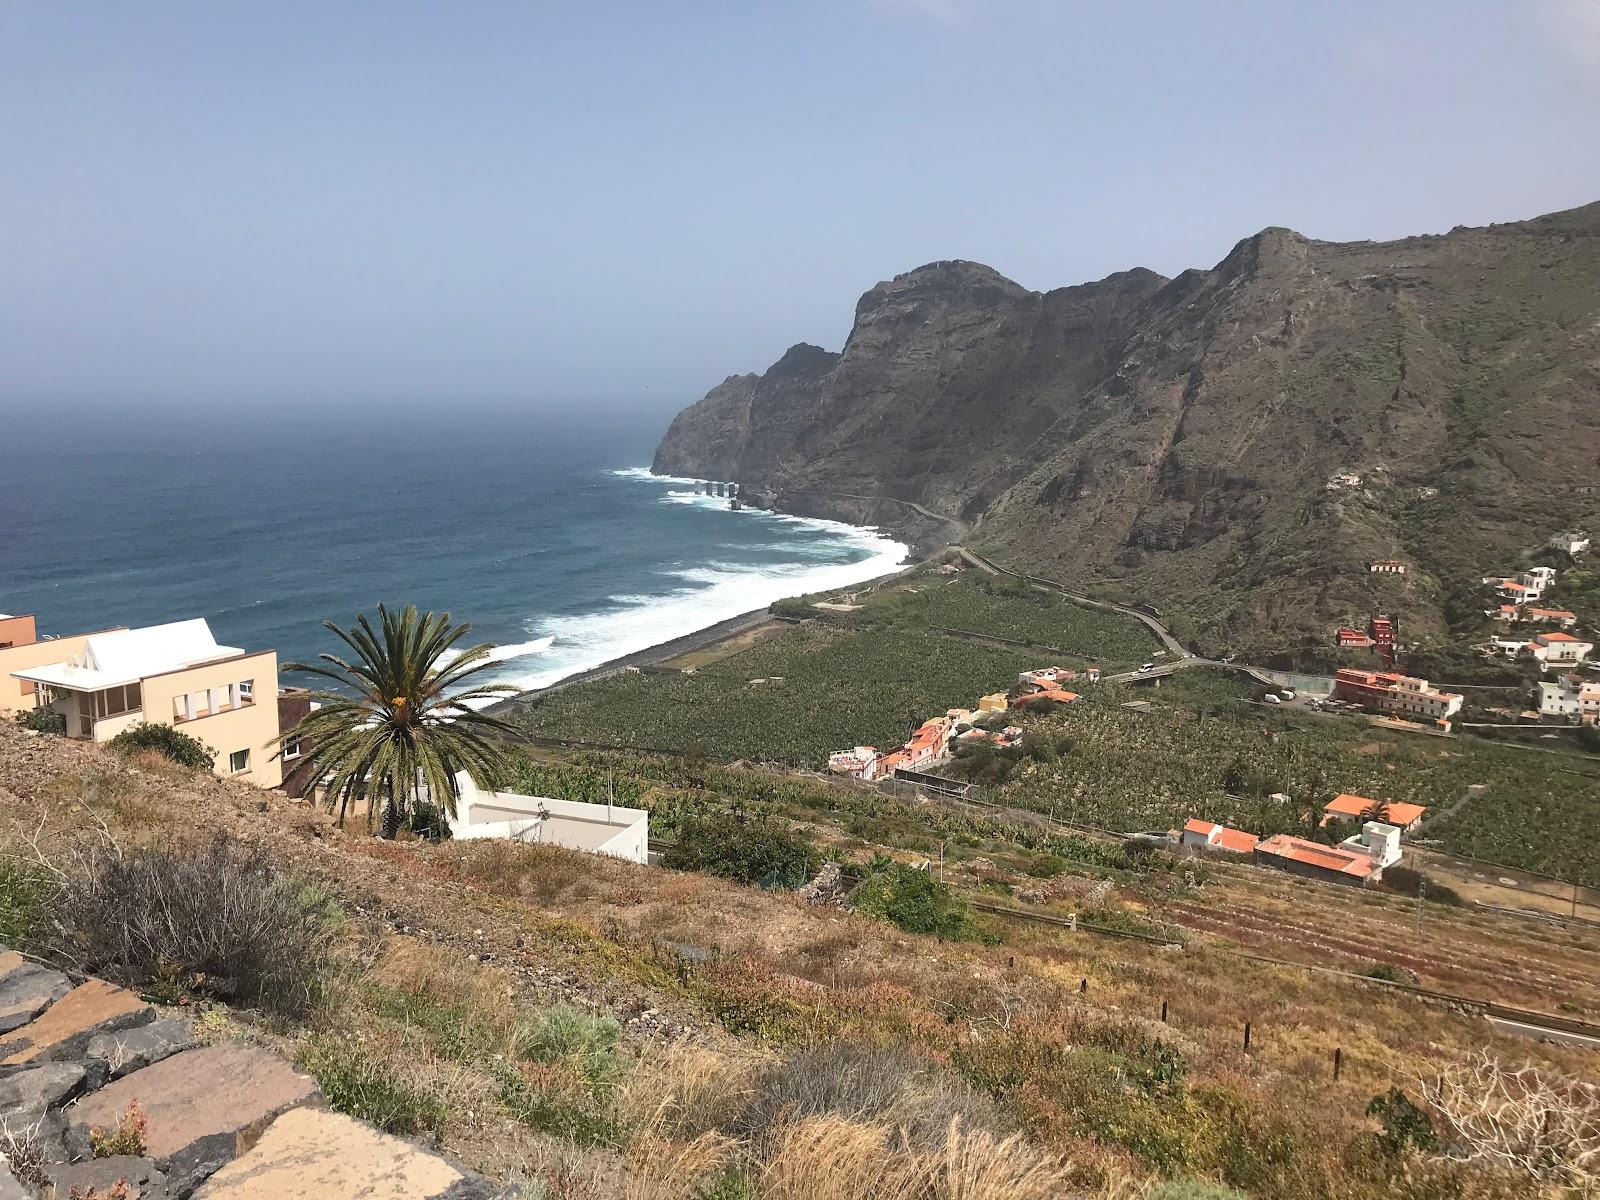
{"left": 783, "top": 489, "right": 969, "bottom": 539}
{"left": 1487, "top": 1014, "right": 1600, "bottom": 1051}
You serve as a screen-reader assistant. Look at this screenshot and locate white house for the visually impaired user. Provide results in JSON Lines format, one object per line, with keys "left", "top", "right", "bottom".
{"left": 1339, "top": 822, "right": 1402, "bottom": 869}
{"left": 1550, "top": 531, "right": 1590, "bottom": 556}
{"left": 446, "top": 772, "right": 649, "bottom": 863}
{"left": 1526, "top": 632, "right": 1595, "bottom": 669}
{"left": 1538, "top": 675, "right": 1600, "bottom": 724}
{"left": 827, "top": 746, "right": 881, "bottom": 780}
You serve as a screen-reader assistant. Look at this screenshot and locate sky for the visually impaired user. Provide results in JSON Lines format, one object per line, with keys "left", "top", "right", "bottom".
{"left": 3, "top": 0, "right": 1599, "bottom": 426}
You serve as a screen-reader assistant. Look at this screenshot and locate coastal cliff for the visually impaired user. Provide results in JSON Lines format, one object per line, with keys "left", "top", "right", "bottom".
{"left": 654, "top": 203, "right": 1600, "bottom": 655}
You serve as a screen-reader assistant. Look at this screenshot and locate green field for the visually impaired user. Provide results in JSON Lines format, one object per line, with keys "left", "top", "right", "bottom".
{"left": 987, "top": 669, "right": 1600, "bottom": 883}
{"left": 842, "top": 572, "right": 1162, "bottom": 665}
{"left": 517, "top": 623, "right": 1043, "bottom": 766}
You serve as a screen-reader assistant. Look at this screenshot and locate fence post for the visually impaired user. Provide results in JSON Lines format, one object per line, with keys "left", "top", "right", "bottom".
{"left": 1333, "top": 1047, "right": 1343, "bottom": 1081}
{"left": 1079, "top": 977, "right": 1088, "bottom": 994}
{"left": 1243, "top": 1022, "right": 1252, "bottom": 1051}
{"left": 1160, "top": 999, "right": 1168, "bottom": 1023}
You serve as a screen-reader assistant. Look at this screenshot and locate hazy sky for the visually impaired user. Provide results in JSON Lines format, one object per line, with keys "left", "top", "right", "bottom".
{"left": 4, "top": 1, "right": 1599, "bottom": 419}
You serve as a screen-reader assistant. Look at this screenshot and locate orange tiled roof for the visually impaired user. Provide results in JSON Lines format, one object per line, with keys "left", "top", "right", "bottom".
{"left": 1539, "top": 632, "right": 1580, "bottom": 643}
{"left": 1323, "top": 793, "right": 1426, "bottom": 826}
{"left": 1214, "top": 827, "right": 1260, "bottom": 854}
{"left": 1255, "top": 834, "right": 1376, "bottom": 878}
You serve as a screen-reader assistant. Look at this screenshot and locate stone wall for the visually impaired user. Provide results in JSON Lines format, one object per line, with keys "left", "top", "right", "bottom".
{"left": 0, "top": 947, "right": 508, "bottom": 1199}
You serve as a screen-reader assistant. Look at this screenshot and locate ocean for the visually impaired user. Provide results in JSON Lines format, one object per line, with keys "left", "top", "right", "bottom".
{"left": 0, "top": 416, "right": 906, "bottom": 695}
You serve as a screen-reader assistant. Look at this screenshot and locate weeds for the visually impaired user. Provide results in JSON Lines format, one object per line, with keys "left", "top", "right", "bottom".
{"left": 296, "top": 1033, "right": 448, "bottom": 1136}
{"left": 89, "top": 1101, "right": 147, "bottom": 1157}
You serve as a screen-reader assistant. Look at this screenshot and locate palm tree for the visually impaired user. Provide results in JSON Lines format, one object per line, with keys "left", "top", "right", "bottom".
{"left": 1360, "top": 798, "right": 1395, "bottom": 826}
{"left": 278, "top": 604, "right": 517, "bottom": 835}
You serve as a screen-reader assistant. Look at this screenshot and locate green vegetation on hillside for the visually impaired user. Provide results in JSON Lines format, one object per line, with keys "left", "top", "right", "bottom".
{"left": 988, "top": 669, "right": 1600, "bottom": 882}
{"left": 843, "top": 572, "right": 1161, "bottom": 664}
{"left": 518, "top": 622, "right": 1043, "bottom": 765}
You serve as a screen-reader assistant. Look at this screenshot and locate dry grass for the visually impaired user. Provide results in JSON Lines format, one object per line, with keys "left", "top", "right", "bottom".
{"left": 623, "top": 1131, "right": 738, "bottom": 1200}
{"left": 617, "top": 1043, "right": 760, "bottom": 1139}
{"left": 758, "top": 1114, "right": 1072, "bottom": 1200}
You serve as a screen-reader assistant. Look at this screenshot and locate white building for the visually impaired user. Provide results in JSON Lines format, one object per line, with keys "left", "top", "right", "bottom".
{"left": 1524, "top": 608, "right": 1578, "bottom": 629}
{"left": 1388, "top": 674, "right": 1464, "bottom": 721}
{"left": 827, "top": 746, "right": 881, "bottom": 780}
{"left": 1339, "top": 822, "right": 1402, "bottom": 869}
{"left": 1537, "top": 675, "right": 1600, "bottom": 724}
{"left": 446, "top": 772, "right": 649, "bottom": 863}
{"left": 1550, "top": 531, "right": 1590, "bottom": 556}
{"left": 1527, "top": 632, "right": 1594, "bottom": 669}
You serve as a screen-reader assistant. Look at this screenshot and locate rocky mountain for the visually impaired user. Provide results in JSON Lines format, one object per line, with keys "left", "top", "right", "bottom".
{"left": 654, "top": 203, "right": 1600, "bottom": 656}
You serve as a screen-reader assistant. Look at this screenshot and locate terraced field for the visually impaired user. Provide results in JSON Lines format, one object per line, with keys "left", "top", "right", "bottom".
{"left": 517, "top": 622, "right": 1042, "bottom": 766}
{"left": 989, "top": 670, "right": 1600, "bottom": 883}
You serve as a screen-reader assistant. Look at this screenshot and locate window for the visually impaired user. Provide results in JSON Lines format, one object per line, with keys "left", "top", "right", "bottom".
{"left": 228, "top": 749, "right": 250, "bottom": 774}
{"left": 238, "top": 679, "right": 254, "bottom": 704}
{"left": 283, "top": 737, "right": 303, "bottom": 760}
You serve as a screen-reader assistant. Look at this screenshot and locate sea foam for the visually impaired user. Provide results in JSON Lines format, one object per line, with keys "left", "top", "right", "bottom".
{"left": 476, "top": 467, "right": 908, "bottom": 695}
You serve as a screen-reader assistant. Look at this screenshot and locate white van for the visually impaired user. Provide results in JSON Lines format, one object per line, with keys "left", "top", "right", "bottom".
{"left": 1263, "top": 693, "right": 1282, "bottom": 704}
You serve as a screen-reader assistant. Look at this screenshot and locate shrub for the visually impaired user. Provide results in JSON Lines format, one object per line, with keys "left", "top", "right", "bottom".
{"left": 14, "top": 706, "right": 65, "bottom": 735}
{"left": 738, "top": 1043, "right": 1005, "bottom": 1151}
{"left": 1026, "top": 853, "right": 1067, "bottom": 878}
{"left": 662, "top": 812, "right": 816, "bottom": 888}
{"left": 89, "top": 1101, "right": 147, "bottom": 1157}
{"left": 514, "top": 1003, "right": 625, "bottom": 1093}
{"left": 50, "top": 835, "right": 334, "bottom": 1016}
{"left": 402, "top": 798, "right": 452, "bottom": 842}
{"left": 0, "top": 859, "right": 52, "bottom": 945}
{"left": 850, "top": 857, "right": 995, "bottom": 943}
{"left": 107, "top": 722, "right": 214, "bottom": 770}
{"left": 1362, "top": 962, "right": 1420, "bottom": 986}
{"left": 1148, "top": 1182, "right": 1248, "bottom": 1200}
{"left": 296, "top": 1035, "right": 447, "bottom": 1135}
{"left": 1365, "top": 1087, "right": 1437, "bottom": 1155}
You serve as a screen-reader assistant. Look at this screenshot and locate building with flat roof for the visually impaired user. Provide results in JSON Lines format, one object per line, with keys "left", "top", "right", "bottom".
{"left": 3, "top": 617, "right": 282, "bottom": 788}
{"left": 1332, "top": 669, "right": 1462, "bottom": 726}
{"left": 447, "top": 772, "right": 648, "bottom": 862}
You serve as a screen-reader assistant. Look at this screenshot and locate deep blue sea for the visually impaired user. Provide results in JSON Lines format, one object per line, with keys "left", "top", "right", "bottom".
{"left": 0, "top": 415, "right": 906, "bottom": 695}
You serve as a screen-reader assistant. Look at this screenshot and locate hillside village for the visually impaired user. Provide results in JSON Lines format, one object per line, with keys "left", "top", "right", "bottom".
{"left": 1329, "top": 527, "right": 1597, "bottom": 728}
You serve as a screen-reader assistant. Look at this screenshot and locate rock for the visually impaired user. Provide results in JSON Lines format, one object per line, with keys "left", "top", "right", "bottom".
{"left": 0, "top": 1161, "right": 29, "bottom": 1200}
{"left": 45, "top": 1156, "right": 171, "bottom": 1200}
{"left": 191, "top": 1107, "right": 501, "bottom": 1199}
{"left": 0, "top": 952, "right": 73, "bottom": 1036}
{"left": 87, "top": 1019, "right": 197, "bottom": 1080}
{"left": 67, "top": 1043, "right": 321, "bottom": 1197}
{"left": 0, "top": 1062, "right": 86, "bottom": 1119}
{"left": 0, "top": 979, "right": 153, "bottom": 1067}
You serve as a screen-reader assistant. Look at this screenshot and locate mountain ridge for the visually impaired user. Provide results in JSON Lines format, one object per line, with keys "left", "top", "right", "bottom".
{"left": 654, "top": 202, "right": 1600, "bottom": 656}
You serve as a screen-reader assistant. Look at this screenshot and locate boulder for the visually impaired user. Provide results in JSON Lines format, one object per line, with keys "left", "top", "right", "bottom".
{"left": 0, "top": 1062, "right": 85, "bottom": 1120}
{"left": 87, "top": 1018, "right": 197, "bottom": 1080}
{"left": 0, "top": 1161, "right": 29, "bottom": 1200}
{"left": 192, "top": 1107, "right": 502, "bottom": 1199}
{"left": 0, "top": 952, "right": 73, "bottom": 1036}
{"left": 0, "top": 979, "right": 152, "bottom": 1067}
{"left": 67, "top": 1043, "right": 321, "bottom": 1197}
{"left": 45, "top": 1155, "right": 171, "bottom": 1200}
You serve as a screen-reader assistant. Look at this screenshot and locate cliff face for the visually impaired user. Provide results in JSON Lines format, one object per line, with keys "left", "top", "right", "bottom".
{"left": 654, "top": 204, "right": 1600, "bottom": 654}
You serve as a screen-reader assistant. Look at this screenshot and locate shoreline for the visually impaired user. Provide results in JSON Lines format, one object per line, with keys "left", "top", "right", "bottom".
{"left": 487, "top": 476, "right": 933, "bottom": 718}
{"left": 485, "top": 606, "right": 782, "bottom": 717}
